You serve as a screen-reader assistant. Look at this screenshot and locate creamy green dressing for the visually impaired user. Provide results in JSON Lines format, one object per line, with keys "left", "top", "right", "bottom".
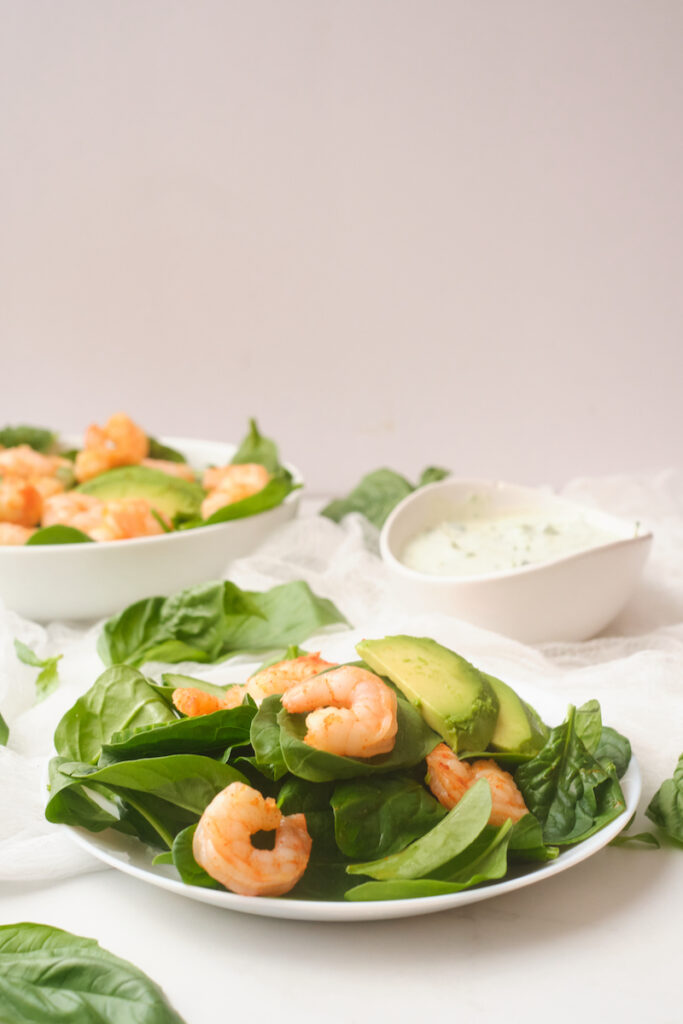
{"left": 400, "top": 506, "right": 619, "bottom": 577}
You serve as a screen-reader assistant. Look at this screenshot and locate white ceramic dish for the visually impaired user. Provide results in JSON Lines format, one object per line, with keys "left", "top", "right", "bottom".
{"left": 380, "top": 479, "right": 652, "bottom": 643}
{"left": 0, "top": 437, "right": 301, "bottom": 622}
{"left": 63, "top": 676, "right": 641, "bottom": 922}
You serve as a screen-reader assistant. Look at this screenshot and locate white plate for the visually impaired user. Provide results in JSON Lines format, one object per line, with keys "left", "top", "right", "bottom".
{"left": 63, "top": 680, "right": 641, "bottom": 922}
{"left": 0, "top": 436, "right": 301, "bottom": 621}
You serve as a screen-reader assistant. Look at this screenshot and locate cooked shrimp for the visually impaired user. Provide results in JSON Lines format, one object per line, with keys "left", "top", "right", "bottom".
{"left": 31, "top": 476, "right": 65, "bottom": 500}
{"left": 203, "top": 462, "right": 270, "bottom": 494}
{"left": 173, "top": 685, "right": 246, "bottom": 717}
{"left": 42, "top": 492, "right": 166, "bottom": 541}
{"left": 88, "top": 499, "right": 167, "bottom": 541}
{"left": 0, "top": 478, "right": 43, "bottom": 526}
{"left": 469, "top": 759, "right": 529, "bottom": 826}
{"left": 75, "top": 413, "right": 149, "bottom": 482}
{"left": 426, "top": 743, "right": 528, "bottom": 826}
{"left": 0, "top": 445, "right": 69, "bottom": 479}
{"left": 201, "top": 463, "right": 270, "bottom": 519}
{"left": 0, "top": 522, "right": 36, "bottom": 545}
{"left": 281, "top": 665, "right": 398, "bottom": 758}
{"left": 42, "top": 492, "right": 103, "bottom": 531}
{"left": 141, "top": 458, "right": 197, "bottom": 482}
{"left": 193, "top": 781, "right": 312, "bottom": 896}
{"left": 246, "top": 652, "right": 336, "bottom": 704}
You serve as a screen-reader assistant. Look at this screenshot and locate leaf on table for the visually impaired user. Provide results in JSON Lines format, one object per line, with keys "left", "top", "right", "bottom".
{"left": 0, "top": 921, "right": 186, "bottom": 1023}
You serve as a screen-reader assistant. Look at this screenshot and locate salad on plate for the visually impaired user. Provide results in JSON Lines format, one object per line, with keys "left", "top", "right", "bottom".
{"left": 45, "top": 630, "right": 635, "bottom": 905}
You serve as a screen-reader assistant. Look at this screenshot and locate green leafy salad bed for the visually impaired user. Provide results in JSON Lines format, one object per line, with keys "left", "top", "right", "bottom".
{"left": 45, "top": 593, "right": 635, "bottom": 902}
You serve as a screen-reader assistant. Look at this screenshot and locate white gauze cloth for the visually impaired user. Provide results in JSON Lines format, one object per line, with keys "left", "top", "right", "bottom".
{"left": 0, "top": 473, "right": 682, "bottom": 881}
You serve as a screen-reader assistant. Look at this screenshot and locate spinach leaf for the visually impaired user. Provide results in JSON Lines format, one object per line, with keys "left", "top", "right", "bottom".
{"left": 609, "top": 830, "right": 661, "bottom": 848}
{"left": 0, "top": 922, "right": 186, "bottom": 1023}
{"left": 201, "top": 470, "right": 298, "bottom": 524}
{"left": 417, "top": 466, "right": 450, "bottom": 488}
{"left": 507, "top": 814, "right": 559, "bottom": 862}
{"left": 574, "top": 699, "right": 602, "bottom": 754}
{"left": 147, "top": 437, "right": 187, "bottom": 463}
{"left": 14, "top": 639, "right": 62, "bottom": 701}
{"left": 0, "top": 711, "right": 8, "bottom": 746}
{"left": 53, "top": 666, "right": 177, "bottom": 763}
{"left": 321, "top": 469, "right": 414, "bottom": 529}
{"left": 515, "top": 704, "right": 627, "bottom": 845}
{"left": 276, "top": 696, "right": 440, "bottom": 782}
{"left": 345, "top": 820, "right": 512, "bottom": 900}
{"left": 321, "top": 465, "right": 451, "bottom": 529}
{"left": 331, "top": 776, "right": 446, "bottom": 860}
{"left": 230, "top": 418, "right": 283, "bottom": 475}
{"left": 114, "top": 792, "right": 199, "bottom": 849}
{"left": 98, "top": 580, "right": 346, "bottom": 668}
{"left": 59, "top": 755, "right": 247, "bottom": 814}
{"left": 99, "top": 705, "right": 256, "bottom": 764}
{"left": 172, "top": 824, "right": 221, "bottom": 888}
{"left": 0, "top": 425, "right": 56, "bottom": 452}
{"left": 250, "top": 696, "right": 288, "bottom": 780}
{"left": 595, "top": 726, "right": 632, "bottom": 779}
{"left": 346, "top": 778, "right": 492, "bottom": 880}
{"left": 646, "top": 753, "right": 683, "bottom": 843}
{"left": 25, "top": 525, "right": 94, "bottom": 545}
{"left": 45, "top": 757, "right": 122, "bottom": 832}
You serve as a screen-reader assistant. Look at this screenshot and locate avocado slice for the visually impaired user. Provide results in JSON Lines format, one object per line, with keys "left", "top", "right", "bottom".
{"left": 483, "top": 673, "right": 549, "bottom": 755}
{"left": 77, "top": 466, "right": 204, "bottom": 521}
{"left": 356, "top": 635, "right": 499, "bottom": 753}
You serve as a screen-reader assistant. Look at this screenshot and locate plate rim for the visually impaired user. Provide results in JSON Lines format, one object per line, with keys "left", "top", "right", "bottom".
{"left": 60, "top": 677, "right": 642, "bottom": 922}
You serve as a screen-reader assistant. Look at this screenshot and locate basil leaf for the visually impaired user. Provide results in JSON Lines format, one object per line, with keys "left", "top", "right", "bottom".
{"left": 54, "top": 666, "right": 177, "bottom": 763}
{"left": 515, "top": 704, "right": 627, "bottom": 845}
{"left": 230, "top": 418, "right": 283, "bottom": 475}
{"left": 0, "top": 425, "right": 56, "bottom": 452}
{"left": 321, "top": 466, "right": 451, "bottom": 529}
{"left": 276, "top": 696, "right": 440, "bottom": 782}
{"left": 0, "top": 921, "right": 186, "bottom": 1023}
{"left": 25, "top": 525, "right": 94, "bottom": 545}
{"left": 646, "top": 753, "right": 683, "bottom": 843}
{"left": 98, "top": 580, "right": 346, "bottom": 669}
{"left": 331, "top": 776, "right": 446, "bottom": 860}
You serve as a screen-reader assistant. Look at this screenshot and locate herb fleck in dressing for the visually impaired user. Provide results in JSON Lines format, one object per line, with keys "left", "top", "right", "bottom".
{"left": 400, "top": 506, "right": 619, "bottom": 577}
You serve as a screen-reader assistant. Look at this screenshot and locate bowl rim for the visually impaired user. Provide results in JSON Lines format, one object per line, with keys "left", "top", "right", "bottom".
{"left": 379, "top": 476, "right": 654, "bottom": 585}
{"left": 4, "top": 434, "right": 303, "bottom": 552}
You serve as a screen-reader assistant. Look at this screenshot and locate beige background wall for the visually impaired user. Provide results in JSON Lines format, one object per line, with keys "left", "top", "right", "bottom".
{"left": 2, "top": 1, "right": 682, "bottom": 494}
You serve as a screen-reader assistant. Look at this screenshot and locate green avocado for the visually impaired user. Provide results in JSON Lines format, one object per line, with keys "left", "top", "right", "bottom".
{"left": 483, "top": 673, "right": 549, "bottom": 755}
{"left": 77, "top": 466, "right": 204, "bottom": 521}
{"left": 356, "top": 635, "right": 499, "bottom": 753}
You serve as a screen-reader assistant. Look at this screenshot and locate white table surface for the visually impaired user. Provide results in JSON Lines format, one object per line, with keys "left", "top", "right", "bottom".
{"left": 2, "top": 496, "right": 681, "bottom": 1022}
{"left": 1, "top": 829, "right": 680, "bottom": 1022}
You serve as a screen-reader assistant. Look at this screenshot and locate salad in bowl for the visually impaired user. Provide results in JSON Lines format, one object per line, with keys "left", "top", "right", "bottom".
{"left": 0, "top": 417, "right": 301, "bottom": 620}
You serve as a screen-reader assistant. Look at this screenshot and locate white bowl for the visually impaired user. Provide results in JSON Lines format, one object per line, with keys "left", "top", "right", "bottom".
{"left": 380, "top": 478, "right": 652, "bottom": 643}
{"left": 0, "top": 436, "right": 301, "bottom": 622}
